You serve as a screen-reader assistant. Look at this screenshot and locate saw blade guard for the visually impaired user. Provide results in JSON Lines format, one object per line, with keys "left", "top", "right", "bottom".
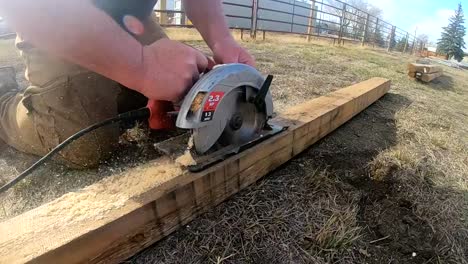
{"left": 176, "top": 64, "right": 274, "bottom": 153}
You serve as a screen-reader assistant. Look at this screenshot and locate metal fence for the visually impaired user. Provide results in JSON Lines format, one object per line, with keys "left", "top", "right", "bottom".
{"left": 155, "top": 0, "right": 425, "bottom": 54}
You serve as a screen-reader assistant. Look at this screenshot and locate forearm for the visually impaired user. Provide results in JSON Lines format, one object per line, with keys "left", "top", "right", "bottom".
{"left": 183, "top": 0, "right": 233, "bottom": 49}
{"left": 0, "top": 0, "right": 145, "bottom": 91}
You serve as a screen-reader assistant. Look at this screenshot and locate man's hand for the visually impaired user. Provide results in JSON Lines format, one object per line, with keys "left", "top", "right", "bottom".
{"left": 184, "top": 0, "right": 255, "bottom": 67}
{"left": 212, "top": 37, "right": 255, "bottom": 66}
{"left": 138, "top": 39, "right": 209, "bottom": 102}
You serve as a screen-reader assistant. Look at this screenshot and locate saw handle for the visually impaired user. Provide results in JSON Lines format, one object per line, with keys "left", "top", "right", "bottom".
{"left": 147, "top": 100, "right": 176, "bottom": 130}
{"left": 147, "top": 56, "right": 215, "bottom": 130}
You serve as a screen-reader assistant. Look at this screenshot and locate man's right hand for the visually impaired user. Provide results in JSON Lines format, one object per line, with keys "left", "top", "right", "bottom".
{"left": 137, "top": 39, "right": 209, "bottom": 102}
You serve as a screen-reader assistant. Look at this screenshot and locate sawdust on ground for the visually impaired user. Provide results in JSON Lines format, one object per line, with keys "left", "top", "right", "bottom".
{"left": 0, "top": 158, "right": 183, "bottom": 263}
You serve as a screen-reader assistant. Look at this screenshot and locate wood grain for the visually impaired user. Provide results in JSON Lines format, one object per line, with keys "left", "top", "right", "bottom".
{"left": 0, "top": 78, "right": 391, "bottom": 264}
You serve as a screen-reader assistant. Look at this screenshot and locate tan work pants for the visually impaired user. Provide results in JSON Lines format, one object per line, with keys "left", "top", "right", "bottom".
{"left": 0, "top": 14, "right": 167, "bottom": 168}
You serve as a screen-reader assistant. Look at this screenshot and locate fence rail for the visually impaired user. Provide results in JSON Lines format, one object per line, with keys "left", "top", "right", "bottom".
{"left": 154, "top": 0, "right": 425, "bottom": 53}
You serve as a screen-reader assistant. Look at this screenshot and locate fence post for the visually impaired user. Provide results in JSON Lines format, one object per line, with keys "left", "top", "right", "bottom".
{"left": 403, "top": 32, "right": 409, "bottom": 53}
{"left": 339, "top": 3, "right": 347, "bottom": 45}
{"left": 387, "top": 26, "right": 396, "bottom": 52}
{"left": 159, "top": 0, "right": 168, "bottom": 24}
{"left": 373, "top": 17, "right": 379, "bottom": 47}
{"left": 290, "top": 0, "right": 296, "bottom": 33}
{"left": 307, "top": 0, "right": 316, "bottom": 42}
{"left": 251, "top": 0, "right": 259, "bottom": 39}
{"left": 180, "top": 0, "right": 186, "bottom": 25}
{"left": 411, "top": 35, "right": 416, "bottom": 54}
{"left": 361, "top": 13, "right": 369, "bottom": 46}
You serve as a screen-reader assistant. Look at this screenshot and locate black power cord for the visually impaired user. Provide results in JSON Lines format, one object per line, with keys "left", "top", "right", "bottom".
{"left": 0, "top": 107, "right": 151, "bottom": 194}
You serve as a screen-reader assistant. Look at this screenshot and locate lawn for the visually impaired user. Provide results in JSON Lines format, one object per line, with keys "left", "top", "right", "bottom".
{"left": 0, "top": 29, "right": 467, "bottom": 263}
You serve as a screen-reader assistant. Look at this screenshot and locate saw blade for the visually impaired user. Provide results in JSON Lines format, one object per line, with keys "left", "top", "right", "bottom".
{"left": 193, "top": 86, "right": 267, "bottom": 154}
{"left": 217, "top": 91, "right": 266, "bottom": 147}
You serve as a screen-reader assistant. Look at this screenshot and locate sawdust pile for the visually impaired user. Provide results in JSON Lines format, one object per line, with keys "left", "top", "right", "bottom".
{"left": 0, "top": 157, "right": 184, "bottom": 263}
{"left": 175, "top": 150, "right": 197, "bottom": 166}
{"left": 175, "top": 136, "right": 196, "bottom": 166}
{"left": 45, "top": 158, "right": 183, "bottom": 224}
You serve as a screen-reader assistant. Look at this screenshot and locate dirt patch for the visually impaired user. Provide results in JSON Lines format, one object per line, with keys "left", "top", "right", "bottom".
{"left": 358, "top": 179, "right": 439, "bottom": 263}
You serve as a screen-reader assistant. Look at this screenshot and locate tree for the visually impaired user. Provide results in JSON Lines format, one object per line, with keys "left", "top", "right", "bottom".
{"left": 418, "top": 34, "right": 429, "bottom": 49}
{"left": 374, "top": 26, "right": 385, "bottom": 47}
{"left": 395, "top": 36, "right": 407, "bottom": 52}
{"left": 323, "top": 0, "right": 383, "bottom": 39}
{"left": 437, "top": 3, "right": 466, "bottom": 61}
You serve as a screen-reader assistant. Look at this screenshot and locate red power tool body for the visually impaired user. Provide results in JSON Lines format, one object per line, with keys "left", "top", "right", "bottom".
{"left": 146, "top": 100, "right": 175, "bottom": 130}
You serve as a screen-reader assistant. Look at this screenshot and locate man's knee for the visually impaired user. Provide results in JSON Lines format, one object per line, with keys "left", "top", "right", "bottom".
{"left": 0, "top": 70, "right": 122, "bottom": 169}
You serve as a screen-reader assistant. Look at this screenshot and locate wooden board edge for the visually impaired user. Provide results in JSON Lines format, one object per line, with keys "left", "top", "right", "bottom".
{"left": 12, "top": 78, "right": 391, "bottom": 264}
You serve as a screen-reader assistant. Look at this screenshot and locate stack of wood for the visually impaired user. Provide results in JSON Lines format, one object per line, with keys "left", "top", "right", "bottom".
{"left": 408, "top": 63, "right": 443, "bottom": 83}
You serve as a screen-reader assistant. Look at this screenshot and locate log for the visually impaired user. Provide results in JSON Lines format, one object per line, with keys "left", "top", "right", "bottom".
{"left": 407, "top": 63, "right": 443, "bottom": 74}
{"left": 0, "top": 78, "right": 391, "bottom": 264}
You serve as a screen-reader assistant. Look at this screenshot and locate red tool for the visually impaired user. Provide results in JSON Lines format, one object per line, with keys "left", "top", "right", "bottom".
{"left": 147, "top": 100, "right": 175, "bottom": 130}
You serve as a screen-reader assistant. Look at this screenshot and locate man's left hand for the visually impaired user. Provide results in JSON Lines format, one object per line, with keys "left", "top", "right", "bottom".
{"left": 211, "top": 37, "right": 255, "bottom": 67}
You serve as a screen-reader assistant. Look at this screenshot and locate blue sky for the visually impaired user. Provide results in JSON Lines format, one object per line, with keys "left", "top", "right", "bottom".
{"left": 372, "top": 0, "right": 468, "bottom": 48}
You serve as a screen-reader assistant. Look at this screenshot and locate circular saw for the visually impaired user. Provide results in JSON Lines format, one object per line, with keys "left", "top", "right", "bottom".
{"left": 177, "top": 63, "right": 276, "bottom": 154}
{"left": 155, "top": 64, "right": 285, "bottom": 171}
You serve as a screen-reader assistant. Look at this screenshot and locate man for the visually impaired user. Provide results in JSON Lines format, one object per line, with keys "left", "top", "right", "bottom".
{"left": 0, "top": 0, "right": 254, "bottom": 168}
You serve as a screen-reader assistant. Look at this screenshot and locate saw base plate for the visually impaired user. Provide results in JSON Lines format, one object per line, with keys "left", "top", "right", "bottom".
{"left": 155, "top": 125, "right": 287, "bottom": 172}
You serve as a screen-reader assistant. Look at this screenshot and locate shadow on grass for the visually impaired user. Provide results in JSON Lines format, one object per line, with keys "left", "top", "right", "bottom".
{"left": 303, "top": 93, "right": 412, "bottom": 178}
{"left": 302, "top": 92, "right": 467, "bottom": 263}
{"left": 426, "top": 74, "right": 455, "bottom": 91}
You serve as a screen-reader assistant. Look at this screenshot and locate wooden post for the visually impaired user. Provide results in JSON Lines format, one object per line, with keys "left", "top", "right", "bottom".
{"left": 262, "top": 30, "right": 266, "bottom": 40}
{"left": 241, "top": 29, "right": 244, "bottom": 40}
{"left": 306, "top": 0, "right": 316, "bottom": 42}
{"left": 403, "top": 32, "right": 409, "bottom": 53}
{"left": 387, "top": 26, "right": 396, "bottom": 52}
{"left": 339, "top": 3, "right": 347, "bottom": 45}
{"left": 159, "top": 0, "right": 168, "bottom": 24}
{"left": 251, "top": 0, "right": 259, "bottom": 39}
{"left": 361, "top": 13, "right": 369, "bottom": 46}
{"left": 290, "top": 0, "right": 296, "bottom": 33}
{"left": 179, "top": 0, "right": 186, "bottom": 25}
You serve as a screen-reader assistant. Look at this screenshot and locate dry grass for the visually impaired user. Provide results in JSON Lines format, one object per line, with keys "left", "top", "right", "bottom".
{"left": 0, "top": 29, "right": 467, "bottom": 263}
{"left": 132, "top": 28, "right": 468, "bottom": 263}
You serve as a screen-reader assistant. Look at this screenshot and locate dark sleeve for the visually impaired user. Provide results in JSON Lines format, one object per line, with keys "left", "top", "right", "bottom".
{"left": 93, "top": 0, "right": 157, "bottom": 30}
